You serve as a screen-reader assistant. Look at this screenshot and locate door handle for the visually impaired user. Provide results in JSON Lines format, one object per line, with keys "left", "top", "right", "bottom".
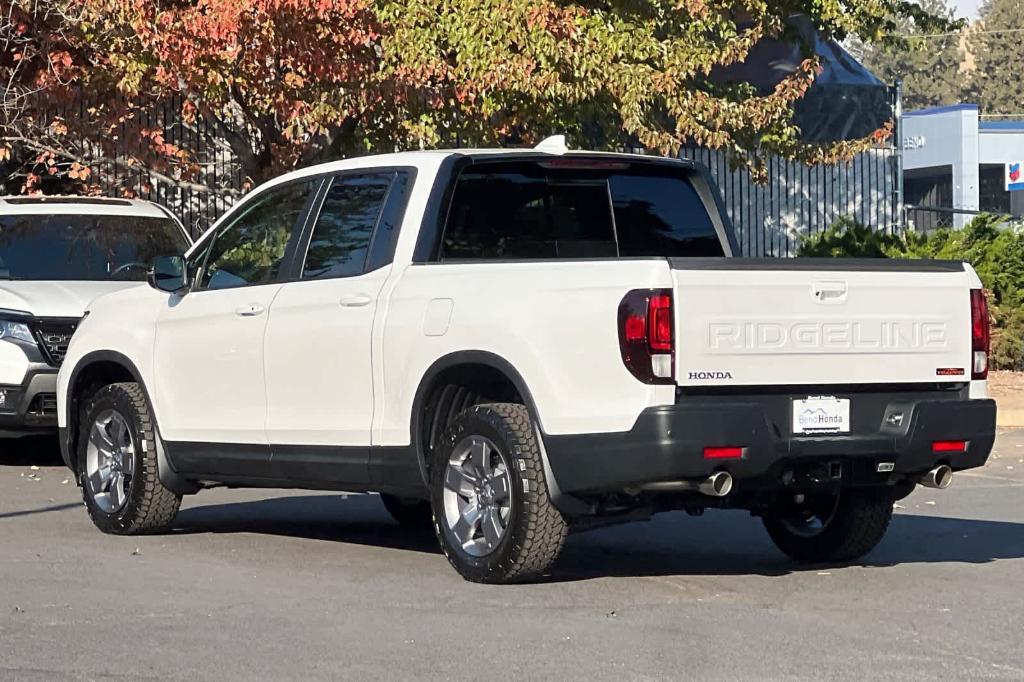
{"left": 339, "top": 295, "right": 373, "bottom": 308}
{"left": 235, "top": 303, "right": 265, "bottom": 317}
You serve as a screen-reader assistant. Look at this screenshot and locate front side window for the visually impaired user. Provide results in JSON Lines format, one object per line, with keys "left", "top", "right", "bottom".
{"left": 0, "top": 214, "right": 187, "bottom": 281}
{"left": 200, "top": 180, "right": 316, "bottom": 290}
{"left": 441, "top": 161, "right": 724, "bottom": 260}
{"left": 302, "top": 173, "right": 394, "bottom": 280}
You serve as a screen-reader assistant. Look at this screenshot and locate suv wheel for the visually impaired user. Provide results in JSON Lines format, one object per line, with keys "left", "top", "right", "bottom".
{"left": 431, "top": 403, "right": 567, "bottom": 583}
{"left": 78, "top": 382, "right": 181, "bottom": 534}
{"left": 762, "top": 488, "right": 893, "bottom": 564}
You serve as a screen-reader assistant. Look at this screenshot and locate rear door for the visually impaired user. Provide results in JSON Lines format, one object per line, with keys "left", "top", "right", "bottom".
{"left": 263, "top": 170, "right": 411, "bottom": 485}
{"left": 671, "top": 259, "right": 974, "bottom": 387}
{"left": 152, "top": 178, "right": 320, "bottom": 470}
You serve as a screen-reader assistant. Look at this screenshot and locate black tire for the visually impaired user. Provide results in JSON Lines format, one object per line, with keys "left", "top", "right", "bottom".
{"left": 431, "top": 403, "right": 568, "bottom": 584}
{"left": 380, "top": 494, "right": 433, "bottom": 529}
{"left": 762, "top": 488, "right": 893, "bottom": 564}
{"left": 78, "top": 382, "right": 181, "bottom": 534}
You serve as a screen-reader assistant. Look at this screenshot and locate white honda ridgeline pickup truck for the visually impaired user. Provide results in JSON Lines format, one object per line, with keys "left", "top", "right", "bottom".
{"left": 56, "top": 140, "right": 996, "bottom": 583}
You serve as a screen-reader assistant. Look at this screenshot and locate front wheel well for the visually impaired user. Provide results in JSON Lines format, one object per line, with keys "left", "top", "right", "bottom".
{"left": 416, "top": 362, "right": 528, "bottom": 480}
{"left": 66, "top": 360, "right": 137, "bottom": 470}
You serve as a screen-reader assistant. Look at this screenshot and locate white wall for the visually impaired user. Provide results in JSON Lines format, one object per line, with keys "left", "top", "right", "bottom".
{"left": 978, "top": 131, "right": 1024, "bottom": 165}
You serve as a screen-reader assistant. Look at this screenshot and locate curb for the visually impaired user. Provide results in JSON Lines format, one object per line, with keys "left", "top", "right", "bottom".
{"left": 997, "top": 407, "right": 1024, "bottom": 429}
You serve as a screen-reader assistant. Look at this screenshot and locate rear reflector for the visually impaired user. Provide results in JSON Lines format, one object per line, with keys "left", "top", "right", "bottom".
{"left": 970, "top": 289, "right": 990, "bottom": 380}
{"left": 703, "top": 446, "right": 744, "bottom": 460}
{"left": 932, "top": 440, "right": 967, "bottom": 453}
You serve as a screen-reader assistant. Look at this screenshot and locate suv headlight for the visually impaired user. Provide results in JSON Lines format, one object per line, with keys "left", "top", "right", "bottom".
{"left": 0, "top": 316, "right": 35, "bottom": 344}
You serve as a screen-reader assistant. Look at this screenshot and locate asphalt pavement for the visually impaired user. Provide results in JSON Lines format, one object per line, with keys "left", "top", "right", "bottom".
{"left": 2, "top": 431, "right": 1024, "bottom": 681}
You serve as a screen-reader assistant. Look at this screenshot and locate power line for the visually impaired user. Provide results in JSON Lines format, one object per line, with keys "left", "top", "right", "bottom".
{"left": 912, "top": 27, "right": 1024, "bottom": 39}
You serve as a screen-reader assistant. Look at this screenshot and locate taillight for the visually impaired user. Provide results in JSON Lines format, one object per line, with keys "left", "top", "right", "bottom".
{"left": 618, "top": 289, "right": 674, "bottom": 384}
{"left": 970, "top": 289, "right": 990, "bottom": 380}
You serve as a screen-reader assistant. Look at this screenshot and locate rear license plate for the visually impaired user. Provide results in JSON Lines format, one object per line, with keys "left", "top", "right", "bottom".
{"left": 792, "top": 397, "right": 850, "bottom": 435}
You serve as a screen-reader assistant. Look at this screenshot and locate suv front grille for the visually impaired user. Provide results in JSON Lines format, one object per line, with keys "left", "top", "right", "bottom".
{"left": 30, "top": 318, "right": 79, "bottom": 367}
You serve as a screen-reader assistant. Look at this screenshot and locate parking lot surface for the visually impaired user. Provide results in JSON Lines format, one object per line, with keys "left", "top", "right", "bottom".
{"left": 2, "top": 432, "right": 1024, "bottom": 681}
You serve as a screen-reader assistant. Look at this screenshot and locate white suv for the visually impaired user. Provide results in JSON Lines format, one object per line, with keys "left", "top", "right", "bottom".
{"left": 0, "top": 196, "right": 189, "bottom": 436}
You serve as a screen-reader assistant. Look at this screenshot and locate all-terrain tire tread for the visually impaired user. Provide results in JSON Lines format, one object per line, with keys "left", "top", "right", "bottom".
{"left": 81, "top": 382, "right": 180, "bottom": 534}
{"left": 434, "top": 403, "right": 568, "bottom": 583}
{"left": 764, "top": 489, "right": 893, "bottom": 564}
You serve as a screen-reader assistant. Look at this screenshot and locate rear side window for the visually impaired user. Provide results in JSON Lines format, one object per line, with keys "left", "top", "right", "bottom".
{"left": 441, "top": 161, "right": 724, "bottom": 260}
{"left": 302, "top": 173, "right": 394, "bottom": 279}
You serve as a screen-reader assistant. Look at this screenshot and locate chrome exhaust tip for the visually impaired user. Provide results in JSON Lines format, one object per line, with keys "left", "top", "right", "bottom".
{"left": 919, "top": 465, "right": 953, "bottom": 490}
{"left": 698, "top": 471, "right": 733, "bottom": 497}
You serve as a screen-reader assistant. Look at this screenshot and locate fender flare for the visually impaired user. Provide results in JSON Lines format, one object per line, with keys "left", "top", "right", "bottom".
{"left": 65, "top": 350, "right": 199, "bottom": 495}
{"left": 408, "top": 350, "right": 588, "bottom": 515}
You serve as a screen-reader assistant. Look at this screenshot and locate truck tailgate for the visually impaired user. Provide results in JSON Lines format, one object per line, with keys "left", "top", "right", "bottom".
{"left": 671, "top": 259, "right": 974, "bottom": 387}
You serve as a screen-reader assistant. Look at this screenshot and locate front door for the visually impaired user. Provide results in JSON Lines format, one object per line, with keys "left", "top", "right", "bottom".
{"left": 153, "top": 178, "right": 320, "bottom": 476}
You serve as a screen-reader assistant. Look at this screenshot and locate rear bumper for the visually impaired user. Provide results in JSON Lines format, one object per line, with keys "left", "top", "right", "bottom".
{"left": 0, "top": 366, "right": 58, "bottom": 438}
{"left": 543, "top": 393, "right": 996, "bottom": 495}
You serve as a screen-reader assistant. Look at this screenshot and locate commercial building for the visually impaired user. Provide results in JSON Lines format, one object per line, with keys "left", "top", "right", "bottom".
{"left": 902, "top": 104, "right": 1024, "bottom": 229}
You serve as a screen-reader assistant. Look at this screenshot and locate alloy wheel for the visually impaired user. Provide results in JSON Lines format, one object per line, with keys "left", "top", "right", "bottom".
{"left": 84, "top": 409, "right": 136, "bottom": 513}
{"left": 441, "top": 435, "right": 513, "bottom": 557}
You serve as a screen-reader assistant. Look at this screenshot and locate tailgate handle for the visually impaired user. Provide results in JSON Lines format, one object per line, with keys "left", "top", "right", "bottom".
{"left": 812, "top": 280, "right": 848, "bottom": 304}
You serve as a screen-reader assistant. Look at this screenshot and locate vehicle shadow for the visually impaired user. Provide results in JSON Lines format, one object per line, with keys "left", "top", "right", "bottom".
{"left": 552, "top": 511, "right": 1024, "bottom": 581}
{"left": 0, "top": 435, "right": 63, "bottom": 467}
{"left": 170, "top": 494, "right": 1024, "bottom": 581}
{"left": 172, "top": 494, "right": 442, "bottom": 555}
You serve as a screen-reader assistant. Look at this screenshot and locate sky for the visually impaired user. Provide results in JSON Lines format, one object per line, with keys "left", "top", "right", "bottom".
{"left": 954, "top": 0, "right": 982, "bottom": 18}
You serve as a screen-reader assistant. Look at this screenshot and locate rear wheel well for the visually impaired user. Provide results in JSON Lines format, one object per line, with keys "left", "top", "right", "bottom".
{"left": 67, "top": 360, "right": 137, "bottom": 469}
{"left": 418, "top": 363, "right": 526, "bottom": 479}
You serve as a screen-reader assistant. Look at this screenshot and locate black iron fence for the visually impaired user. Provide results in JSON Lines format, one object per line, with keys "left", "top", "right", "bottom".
{"left": 681, "top": 146, "right": 899, "bottom": 257}
{"left": 24, "top": 97, "right": 902, "bottom": 249}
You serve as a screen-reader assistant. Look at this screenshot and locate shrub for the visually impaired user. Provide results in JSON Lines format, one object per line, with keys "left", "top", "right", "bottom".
{"left": 797, "top": 215, "right": 1024, "bottom": 371}
{"left": 795, "top": 217, "right": 907, "bottom": 258}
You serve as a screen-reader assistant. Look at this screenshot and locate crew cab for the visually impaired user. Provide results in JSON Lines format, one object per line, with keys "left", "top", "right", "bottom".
{"left": 0, "top": 196, "right": 189, "bottom": 437}
{"left": 56, "top": 140, "right": 996, "bottom": 583}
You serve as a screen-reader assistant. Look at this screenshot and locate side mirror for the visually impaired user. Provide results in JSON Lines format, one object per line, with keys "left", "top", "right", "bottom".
{"left": 148, "top": 255, "right": 188, "bottom": 294}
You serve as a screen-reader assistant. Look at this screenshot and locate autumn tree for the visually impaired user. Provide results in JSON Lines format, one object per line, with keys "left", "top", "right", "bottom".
{"left": 2, "top": 0, "right": 957, "bottom": 201}
{"left": 847, "top": 0, "right": 964, "bottom": 111}
{"left": 0, "top": 1, "right": 96, "bottom": 192}
{"left": 968, "top": 0, "right": 1024, "bottom": 118}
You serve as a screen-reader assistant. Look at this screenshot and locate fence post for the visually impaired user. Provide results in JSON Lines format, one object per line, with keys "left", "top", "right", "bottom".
{"left": 893, "top": 80, "right": 905, "bottom": 235}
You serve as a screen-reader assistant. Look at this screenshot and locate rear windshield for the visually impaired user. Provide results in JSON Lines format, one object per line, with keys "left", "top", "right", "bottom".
{"left": 441, "top": 160, "right": 725, "bottom": 260}
{"left": 0, "top": 213, "right": 188, "bottom": 281}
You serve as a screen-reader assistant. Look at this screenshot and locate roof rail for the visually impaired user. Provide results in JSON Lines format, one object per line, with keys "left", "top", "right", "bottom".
{"left": 1, "top": 196, "right": 135, "bottom": 207}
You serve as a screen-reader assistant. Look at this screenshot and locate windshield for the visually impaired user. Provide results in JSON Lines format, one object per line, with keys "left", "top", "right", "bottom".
{"left": 0, "top": 213, "right": 188, "bottom": 281}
